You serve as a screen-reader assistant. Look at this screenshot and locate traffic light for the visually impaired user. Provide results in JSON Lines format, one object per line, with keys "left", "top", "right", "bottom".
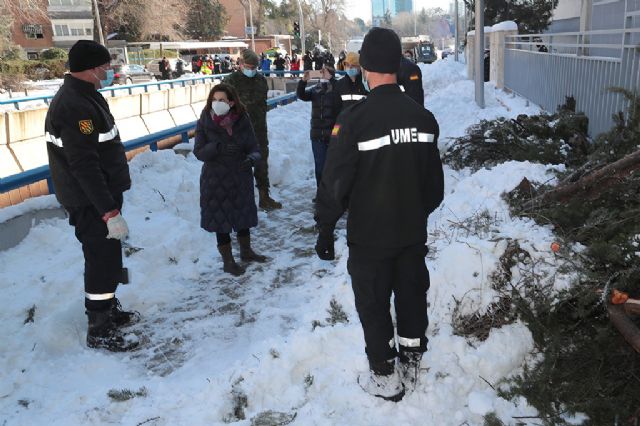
{"left": 293, "top": 21, "right": 300, "bottom": 37}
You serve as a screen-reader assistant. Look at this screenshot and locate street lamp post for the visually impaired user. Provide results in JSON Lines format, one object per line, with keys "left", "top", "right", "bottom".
{"left": 296, "top": 0, "right": 305, "bottom": 54}
{"left": 474, "top": 0, "right": 485, "bottom": 108}
{"left": 248, "top": 0, "right": 255, "bottom": 51}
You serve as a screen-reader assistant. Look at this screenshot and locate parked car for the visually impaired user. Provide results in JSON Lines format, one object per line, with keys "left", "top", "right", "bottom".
{"left": 441, "top": 48, "right": 454, "bottom": 59}
{"left": 112, "top": 64, "right": 155, "bottom": 85}
{"left": 146, "top": 58, "right": 191, "bottom": 79}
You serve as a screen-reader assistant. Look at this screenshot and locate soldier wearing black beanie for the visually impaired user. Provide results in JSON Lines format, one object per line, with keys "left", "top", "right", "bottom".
{"left": 44, "top": 39, "right": 140, "bottom": 352}
{"left": 68, "top": 39, "right": 112, "bottom": 72}
{"left": 315, "top": 26, "right": 443, "bottom": 402}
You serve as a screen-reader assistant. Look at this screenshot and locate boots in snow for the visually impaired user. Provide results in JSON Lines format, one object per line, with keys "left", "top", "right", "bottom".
{"left": 218, "top": 243, "right": 245, "bottom": 276}
{"left": 110, "top": 297, "right": 141, "bottom": 327}
{"left": 398, "top": 350, "right": 423, "bottom": 392}
{"left": 238, "top": 234, "right": 268, "bottom": 263}
{"left": 86, "top": 309, "right": 139, "bottom": 352}
{"left": 357, "top": 359, "right": 405, "bottom": 402}
{"left": 258, "top": 188, "right": 282, "bottom": 211}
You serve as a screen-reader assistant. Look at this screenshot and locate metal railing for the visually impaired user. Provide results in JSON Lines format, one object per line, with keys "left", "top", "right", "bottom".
{"left": 0, "top": 91, "right": 300, "bottom": 195}
{"left": 0, "top": 70, "right": 339, "bottom": 111}
{"left": 504, "top": 23, "right": 640, "bottom": 136}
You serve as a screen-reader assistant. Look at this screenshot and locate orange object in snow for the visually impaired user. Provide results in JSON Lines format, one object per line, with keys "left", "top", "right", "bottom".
{"left": 551, "top": 242, "right": 561, "bottom": 252}
{"left": 611, "top": 289, "right": 630, "bottom": 305}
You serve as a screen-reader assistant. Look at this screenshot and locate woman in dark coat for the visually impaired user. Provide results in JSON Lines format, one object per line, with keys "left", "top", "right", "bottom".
{"left": 194, "top": 83, "right": 267, "bottom": 276}
{"left": 296, "top": 64, "right": 342, "bottom": 188}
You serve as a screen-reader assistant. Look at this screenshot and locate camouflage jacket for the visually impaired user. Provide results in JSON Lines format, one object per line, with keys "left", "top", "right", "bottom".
{"left": 224, "top": 71, "right": 268, "bottom": 137}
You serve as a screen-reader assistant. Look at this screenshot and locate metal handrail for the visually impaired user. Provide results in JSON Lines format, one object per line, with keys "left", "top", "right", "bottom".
{"left": 0, "top": 91, "right": 300, "bottom": 195}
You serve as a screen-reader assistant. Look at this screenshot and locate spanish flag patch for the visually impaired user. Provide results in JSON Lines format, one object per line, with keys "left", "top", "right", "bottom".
{"left": 409, "top": 74, "right": 419, "bottom": 81}
{"left": 78, "top": 120, "right": 94, "bottom": 135}
{"left": 331, "top": 124, "right": 341, "bottom": 136}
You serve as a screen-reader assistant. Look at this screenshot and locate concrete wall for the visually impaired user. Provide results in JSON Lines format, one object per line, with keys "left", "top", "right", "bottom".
{"left": 467, "top": 28, "right": 518, "bottom": 88}
{"left": 0, "top": 83, "right": 219, "bottom": 180}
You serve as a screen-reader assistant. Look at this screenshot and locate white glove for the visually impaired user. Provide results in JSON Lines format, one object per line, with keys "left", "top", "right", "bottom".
{"left": 106, "top": 213, "right": 129, "bottom": 240}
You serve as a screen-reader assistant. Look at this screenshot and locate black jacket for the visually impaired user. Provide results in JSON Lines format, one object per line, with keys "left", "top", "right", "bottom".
{"left": 273, "top": 57, "right": 286, "bottom": 70}
{"left": 315, "top": 84, "right": 444, "bottom": 250}
{"left": 335, "top": 74, "right": 367, "bottom": 113}
{"left": 297, "top": 78, "right": 342, "bottom": 143}
{"left": 303, "top": 54, "right": 313, "bottom": 71}
{"left": 45, "top": 75, "right": 130, "bottom": 214}
{"left": 397, "top": 57, "right": 424, "bottom": 107}
{"left": 194, "top": 110, "right": 261, "bottom": 233}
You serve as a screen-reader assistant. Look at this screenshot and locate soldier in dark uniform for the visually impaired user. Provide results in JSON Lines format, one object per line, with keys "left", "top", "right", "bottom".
{"left": 314, "top": 28, "right": 444, "bottom": 401}
{"left": 224, "top": 49, "right": 281, "bottom": 210}
{"left": 335, "top": 51, "right": 367, "bottom": 112}
{"left": 302, "top": 51, "right": 313, "bottom": 71}
{"left": 45, "top": 40, "right": 139, "bottom": 352}
{"left": 398, "top": 52, "right": 425, "bottom": 107}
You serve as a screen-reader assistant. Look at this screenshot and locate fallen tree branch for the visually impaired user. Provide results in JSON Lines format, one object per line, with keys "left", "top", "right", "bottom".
{"left": 607, "top": 303, "right": 640, "bottom": 353}
{"left": 524, "top": 149, "right": 640, "bottom": 210}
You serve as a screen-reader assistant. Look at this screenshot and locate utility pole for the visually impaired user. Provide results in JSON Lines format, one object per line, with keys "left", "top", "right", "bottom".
{"left": 248, "top": 0, "right": 255, "bottom": 51}
{"left": 474, "top": 0, "right": 485, "bottom": 108}
{"left": 296, "top": 0, "right": 305, "bottom": 54}
{"left": 92, "top": 0, "right": 104, "bottom": 45}
{"left": 454, "top": 0, "right": 459, "bottom": 61}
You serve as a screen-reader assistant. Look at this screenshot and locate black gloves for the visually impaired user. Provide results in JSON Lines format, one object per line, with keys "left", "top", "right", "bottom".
{"left": 220, "top": 142, "right": 242, "bottom": 156}
{"left": 315, "top": 226, "right": 335, "bottom": 260}
{"left": 239, "top": 157, "right": 254, "bottom": 172}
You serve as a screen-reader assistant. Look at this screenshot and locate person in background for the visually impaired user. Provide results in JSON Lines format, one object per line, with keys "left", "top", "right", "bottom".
{"left": 225, "top": 49, "right": 282, "bottom": 210}
{"left": 290, "top": 53, "right": 300, "bottom": 71}
{"left": 314, "top": 28, "right": 444, "bottom": 402}
{"left": 260, "top": 53, "right": 271, "bottom": 77}
{"left": 192, "top": 55, "right": 201, "bottom": 73}
{"left": 213, "top": 55, "right": 222, "bottom": 74}
{"left": 296, "top": 64, "right": 341, "bottom": 191}
{"left": 313, "top": 50, "right": 323, "bottom": 70}
{"left": 302, "top": 50, "right": 313, "bottom": 71}
{"left": 175, "top": 58, "right": 185, "bottom": 78}
{"left": 336, "top": 50, "right": 347, "bottom": 71}
{"left": 398, "top": 49, "right": 425, "bottom": 107}
{"left": 194, "top": 83, "right": 266, "bottom": 276}
{"left": 160, "top": 56, "right": 171, "bottom": 80}
{"left": 335, "top": 51, "right": 367, "bottom": 112}
{"left": 45, "top": 40, "right": 139, "bottom": 352}
{"left": 273, "top": 53, "right": 286, "bottom": 73}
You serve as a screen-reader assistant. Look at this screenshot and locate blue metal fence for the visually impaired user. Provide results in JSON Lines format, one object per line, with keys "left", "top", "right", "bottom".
{"left": 0, "top": 91, "right": 300, "bottom": 195}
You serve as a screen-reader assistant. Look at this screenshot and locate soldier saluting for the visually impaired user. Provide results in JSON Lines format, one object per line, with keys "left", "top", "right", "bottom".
{"left": 314, "top": 28, "right": 444, "bottom": 401}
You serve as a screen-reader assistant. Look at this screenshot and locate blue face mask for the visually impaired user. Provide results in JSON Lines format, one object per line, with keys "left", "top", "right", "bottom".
{"left": 100, "top": 69, "right": 115, "bottom": 88}
{"left": 362, "top": 71, "right": 370, "bottom": 92}
{"left": 242, "top": 68, "right": 257, "bottom": 78}
{"left": 345, "top": 68, "right": 360, "bottom": 77}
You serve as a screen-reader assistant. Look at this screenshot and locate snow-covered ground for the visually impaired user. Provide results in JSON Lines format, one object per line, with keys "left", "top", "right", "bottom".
{"left": 1, "top": 60, "right": 576, "bottom": 425}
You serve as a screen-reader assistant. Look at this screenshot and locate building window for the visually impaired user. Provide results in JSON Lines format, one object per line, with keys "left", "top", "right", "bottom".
{"left": 23, "top": 24, "right": 44, "bottom": 39}
{"left": 54, "top": 24, "right": 70, "bottom": 36}
{"left": 85, "top": 28, "right": 92, "bottom": 35}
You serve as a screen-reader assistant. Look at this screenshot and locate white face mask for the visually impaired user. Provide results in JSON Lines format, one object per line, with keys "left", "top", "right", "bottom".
{"left": 212, "top": 100, "right": 231, "bottom": 116}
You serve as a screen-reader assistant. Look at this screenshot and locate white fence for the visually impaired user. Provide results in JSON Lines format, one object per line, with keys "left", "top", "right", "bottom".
{"left": 504, "top": 8, "right": 640, "bottom": 137}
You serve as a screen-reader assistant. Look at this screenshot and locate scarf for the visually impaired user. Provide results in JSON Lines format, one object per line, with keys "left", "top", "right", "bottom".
{"left": 211, "top": 110, "right": 240, "bottom": 136}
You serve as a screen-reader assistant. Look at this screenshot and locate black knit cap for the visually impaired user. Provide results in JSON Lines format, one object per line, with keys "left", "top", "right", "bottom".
{"left": 68, "top": 40, "right": 111, "bottom": 72}
{"left": 359, "top": 27, "right": 402, "bottom": 73}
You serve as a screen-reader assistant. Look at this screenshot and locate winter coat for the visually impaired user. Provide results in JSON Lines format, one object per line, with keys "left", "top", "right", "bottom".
{"left": 335, "top": 73, "right": 367, "bottom": 112}
{"left": 397, "top": 57, "right": 424, "bottom": 107}
{"left": 45, "top": 75, "right": 130, "bottom": 214}
{"left": 194, "top": 110, "right": 261, "bottom": 233}
{"left": 224, "top": 71, "right": 269, "bottom": 147}
{"left": 296, "top": 77, "right": 342, "bottom": 142}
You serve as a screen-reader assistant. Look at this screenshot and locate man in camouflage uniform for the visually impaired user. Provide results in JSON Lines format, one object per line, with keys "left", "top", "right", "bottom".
{"left": 224, "top": 49, "right": 281, "bottom": 210}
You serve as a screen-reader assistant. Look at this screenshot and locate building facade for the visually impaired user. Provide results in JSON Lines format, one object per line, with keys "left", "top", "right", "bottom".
{"left": 47, "top": 0, "right": 94, "bottom": 49}
{"left": 372, "top": 0, "right": 413, "bottom": 26}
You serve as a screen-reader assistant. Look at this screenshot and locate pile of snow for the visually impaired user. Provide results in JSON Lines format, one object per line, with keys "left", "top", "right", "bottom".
{"left": 1, "top": 58, "right": 578, "bottom": 424}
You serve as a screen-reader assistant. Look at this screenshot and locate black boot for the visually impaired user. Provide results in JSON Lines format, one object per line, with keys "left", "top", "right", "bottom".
{"left": 398, "top": 350, "right": 423, "bottom": 392}
{"left": 217, "top": 243, "right": 245, "bottom": 276}
{"left": 110, "top": 298, "right": 141, "bottom": 327}
{"left": 357, "top": 358, "right": 405, "bottom": 402}
{"left": 238, "top": 234, "right": 268, "bottom": 263}
{"left": 86, "top": 309, "right": 139, "bottom": 352}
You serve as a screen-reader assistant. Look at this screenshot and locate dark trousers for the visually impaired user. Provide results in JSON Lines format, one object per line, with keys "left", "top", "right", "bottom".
{"left": 253, "top": 128, "right": 270, "bottom": 190}
{"left": 311, "top": 139, "right": 329, "bottom": 187}
{"left": 216, "top": 228, "right": 249, "bottom": 245}
{"left": 66, "top": 194, "right": 124, "bottom": 311}
{"left": 347, "top": 244, "right": 430, "bottom": 363}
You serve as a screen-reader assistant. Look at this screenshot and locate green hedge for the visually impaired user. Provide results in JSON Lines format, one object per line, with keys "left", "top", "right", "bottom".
{"left": 0, "top": 59, "right": 67, "bottom": 80}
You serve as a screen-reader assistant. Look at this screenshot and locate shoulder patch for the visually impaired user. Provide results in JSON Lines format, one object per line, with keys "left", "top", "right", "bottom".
{"left": 78, "top": 120, "right": 94, "bottom": 135}
{"left": 331, "top": 124, "right": 341, "bottom": 137}
{"left": 409, "top": 74, "right": 420, "bottom": 81}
